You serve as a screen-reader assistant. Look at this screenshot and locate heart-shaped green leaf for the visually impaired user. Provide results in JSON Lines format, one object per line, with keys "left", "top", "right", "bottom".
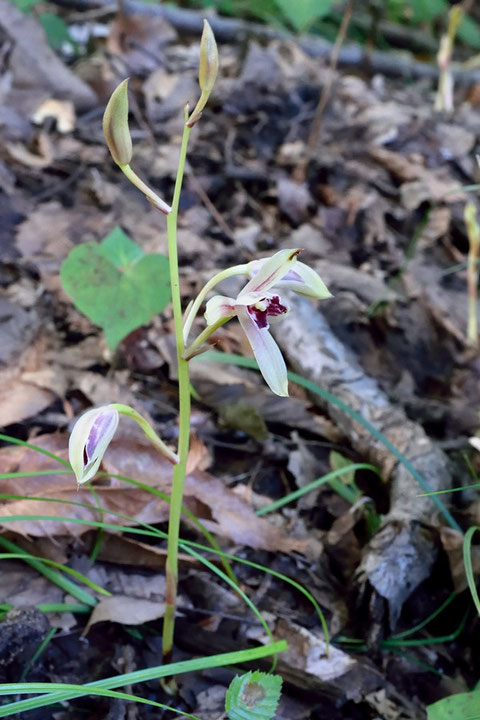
{"left": 60, "top": 227, "right": 170, "bottom": 349}
{"left": 427, "top": 689, "right": 480, "bottom": 720}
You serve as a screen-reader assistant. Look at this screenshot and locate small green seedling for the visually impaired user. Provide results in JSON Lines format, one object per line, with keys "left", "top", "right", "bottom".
{"left": 225, "top": 671, "right": 282, "bottom": 720}
{"left": 60, "top": 226, "right": 170, "bottom": 349}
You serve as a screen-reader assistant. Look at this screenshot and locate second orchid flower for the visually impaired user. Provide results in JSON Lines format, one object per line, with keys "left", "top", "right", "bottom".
{"left": 198, "top": 249, "right": 331, "bottom": 397}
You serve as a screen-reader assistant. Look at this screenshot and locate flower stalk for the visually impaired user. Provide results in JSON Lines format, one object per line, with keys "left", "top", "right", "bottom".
{"left": 162, "top": 108, "right": 192, "bottom": 663}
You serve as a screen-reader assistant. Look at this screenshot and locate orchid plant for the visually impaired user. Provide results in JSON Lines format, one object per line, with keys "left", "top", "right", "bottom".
{"left": 68, "top": 20, "right": 331, "bottom": 666}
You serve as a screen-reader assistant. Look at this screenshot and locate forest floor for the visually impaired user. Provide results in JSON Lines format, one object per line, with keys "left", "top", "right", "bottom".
{"left": 1, "top": 2, "right": 480, "bottom": 718}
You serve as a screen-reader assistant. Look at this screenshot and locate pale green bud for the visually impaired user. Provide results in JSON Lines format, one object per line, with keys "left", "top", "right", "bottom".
{"left": 187, "top": 19, "right": 219, "bottom": 128}
{"left": 103, "top": 79, "right": 133, "bottom": 166}
{"left": 199, "top": 19, "right": 218, "bottom": 96}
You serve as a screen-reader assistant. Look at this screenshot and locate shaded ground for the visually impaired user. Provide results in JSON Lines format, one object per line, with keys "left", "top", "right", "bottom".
{"left": 1, "top": 1, "right": 480, "bottom": 717}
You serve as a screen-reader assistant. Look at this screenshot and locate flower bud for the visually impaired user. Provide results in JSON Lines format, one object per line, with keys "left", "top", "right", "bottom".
{"left": 69, "top": 406, "right": 119, "bottom": 485}
{"left": 199, "top": 19, "right": 218, "bottom": 97}
{"left": 186, "top": 19, "right": 219, "bottom": 128}
{"left": 103, "top": 79, "right": 133, "bottom": 166}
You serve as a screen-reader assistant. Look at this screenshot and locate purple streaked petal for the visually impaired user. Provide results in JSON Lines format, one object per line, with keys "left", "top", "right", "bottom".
{"left": 204, "top": 295, "right": 237, "bottom": 326}
{"left": 239, "top": 249, "right": 301, "bottom": 297}
{"left": 69, "top": 406, "right": 119, "bottom": 485}
{"left": 237, "top": 307, "right": 288, "bottom": 397}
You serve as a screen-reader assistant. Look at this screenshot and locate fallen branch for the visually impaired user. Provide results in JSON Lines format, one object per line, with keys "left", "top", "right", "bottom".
{"left": 272, "top": 286, "right": 455, "bottom": 628}
{"left": 50, "top": 0, "right": 480, "bottom": 84}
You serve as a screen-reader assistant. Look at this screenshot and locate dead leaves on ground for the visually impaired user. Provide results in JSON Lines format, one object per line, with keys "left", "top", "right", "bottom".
{"left": 0, "top": 431, "right": 315, "bottom": 556}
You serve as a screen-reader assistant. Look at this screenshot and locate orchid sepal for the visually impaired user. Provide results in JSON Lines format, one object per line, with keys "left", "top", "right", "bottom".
{"left": 246, "top": 256, "right": 332, "bottom": 300}
{"left": 69, "top": 406, "right": 119, "bottom": 486}
{"left": 69, "top": 403, "right": 179, "bottom": 487}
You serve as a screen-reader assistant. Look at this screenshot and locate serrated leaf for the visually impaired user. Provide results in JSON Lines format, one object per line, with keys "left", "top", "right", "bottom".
{"left": 225, "top": 671, "right": 282, "bottom": 720}
{"left": 272, "top": 0, "right": 331, "bottom": 31}
{"left": 60, "top": 228, "right": 170, "bottom": 349}
{"left": 427, "top": 689, "right": 480, "bottom": 720}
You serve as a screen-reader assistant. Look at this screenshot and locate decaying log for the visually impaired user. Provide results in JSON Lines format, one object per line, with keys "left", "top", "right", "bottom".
{"left": 272, "top": 292, "right": 455, "bottom": 627}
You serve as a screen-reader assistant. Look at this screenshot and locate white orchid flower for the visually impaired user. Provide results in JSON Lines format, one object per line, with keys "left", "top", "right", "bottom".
{"left": 69, "top": 406, "right": 119, "bottom": 486}
{"left": 204, "top": 249, "right": 331, "bottom": 397}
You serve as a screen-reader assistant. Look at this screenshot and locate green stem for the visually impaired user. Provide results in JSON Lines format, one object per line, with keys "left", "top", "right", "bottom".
{"left": 183, "top": 317, "right": 230, "bottom": 359}
{"left": 163, "top": 114, "right": 192, "bottom": 663}
{"left": 119, "top": 164, "right": 172, "bottom": 215}
{"left": 109, "top": 403, "right": 179, "bottom": 464}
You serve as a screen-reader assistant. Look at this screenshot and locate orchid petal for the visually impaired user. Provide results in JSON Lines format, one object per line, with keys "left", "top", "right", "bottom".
{"left": 247, "top": 257, "right": 331, "bottom": 300}
{"left": 237, "top": 307, "right": 288, "bottom": 397}
{"left": 239, "top": 249, "right": 301, "bottom": 298}
{"left": 275, "top": 261, "right": 332, "bottom": 299}
{"left": 69, "top": 406, "right": 119, "bottom": 485}
{"left": 204, "top": 295, "right": 237, "bottom": 326}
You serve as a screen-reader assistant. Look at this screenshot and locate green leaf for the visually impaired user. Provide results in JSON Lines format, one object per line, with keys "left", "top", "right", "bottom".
{"left": 427, "top": 690, "right": 480, "bottom": 720}
{"left": 60, "top": 227, "right": 170, "bottom": 349}
{"left": 407, "top": 0, "right": 447, "bottom": 23}
{"left": 37, "top": 12, "right": 72, "bottom": 51}
{"left": 225, "top": 671, "right": 282, "bottom": 720}
{"left": 457, "top": 15, "right": 480, "bottom": 50}
{"left": 218, "top": 402, "right": 269, "bottom": 440}
{"left": 272, "top": 0, "right": 331, "bottom": 31}
{"left": 98, "top": 226, "right": 145, "bottom": 266}
{"left": 329, "top": 450, "right": 356, "bottom": 486}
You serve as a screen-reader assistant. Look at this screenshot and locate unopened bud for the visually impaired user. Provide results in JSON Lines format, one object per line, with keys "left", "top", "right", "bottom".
{"left": 186, "top": 19, "right": 219, "bottom": 128}
{"left": 199, "top": 19, "right": 218, "bottom": 96}
{"left": 103, "top": 79, "right": 133, "bottom": 166}
{"left": 69, "top": 406, "right": 119, "bottom": 486}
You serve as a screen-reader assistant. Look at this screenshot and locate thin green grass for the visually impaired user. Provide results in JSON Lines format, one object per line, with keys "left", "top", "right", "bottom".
{"left": 197, "top": 351, "right": 461, "bottom": 532}
{"left": 0, "top": 491, "right": 329, "bottom": 646}
{"left": 463, "top": 526, "right": 480, "bottom": 617}
{"left": 0, "top": 551, "right": 110, "bottom": 596}
{"left": 0, "top": 641, "right": 287, "bottom": 717}
{"left": 0, "top": 510, "right": 274, "bottom": 649}
{"left": 19, "top": 627, "right": 57, "bottom": 682}
{"left": 0, "top": 432, "right": 236, "bottom": 585}
{"left": 0, "top": 535, "right": 98, "bottom": 606}
{"left": 335, "top": 593, "right": 468, "bottom": 652}
{"left": 256, "top": 462, "right": 381, "bottom": 515}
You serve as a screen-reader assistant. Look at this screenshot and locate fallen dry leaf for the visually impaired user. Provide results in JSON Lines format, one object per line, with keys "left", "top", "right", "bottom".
{"left": 0, "top": 0, "right": 96, "bottom": 111}
{"left": 0, "top": 431, "right": 315, "bottom": 555}
{"left": 31, "top": 99, "right": 76, "bottom": 134}
{"left": 0, "top": 339, "right": 57, "bottom": 426}
{"left": 275, "top": 618, "right": 356, "bottom": 681}
{"left": 84, "top": 595, "right": 166, "bottom": 634}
